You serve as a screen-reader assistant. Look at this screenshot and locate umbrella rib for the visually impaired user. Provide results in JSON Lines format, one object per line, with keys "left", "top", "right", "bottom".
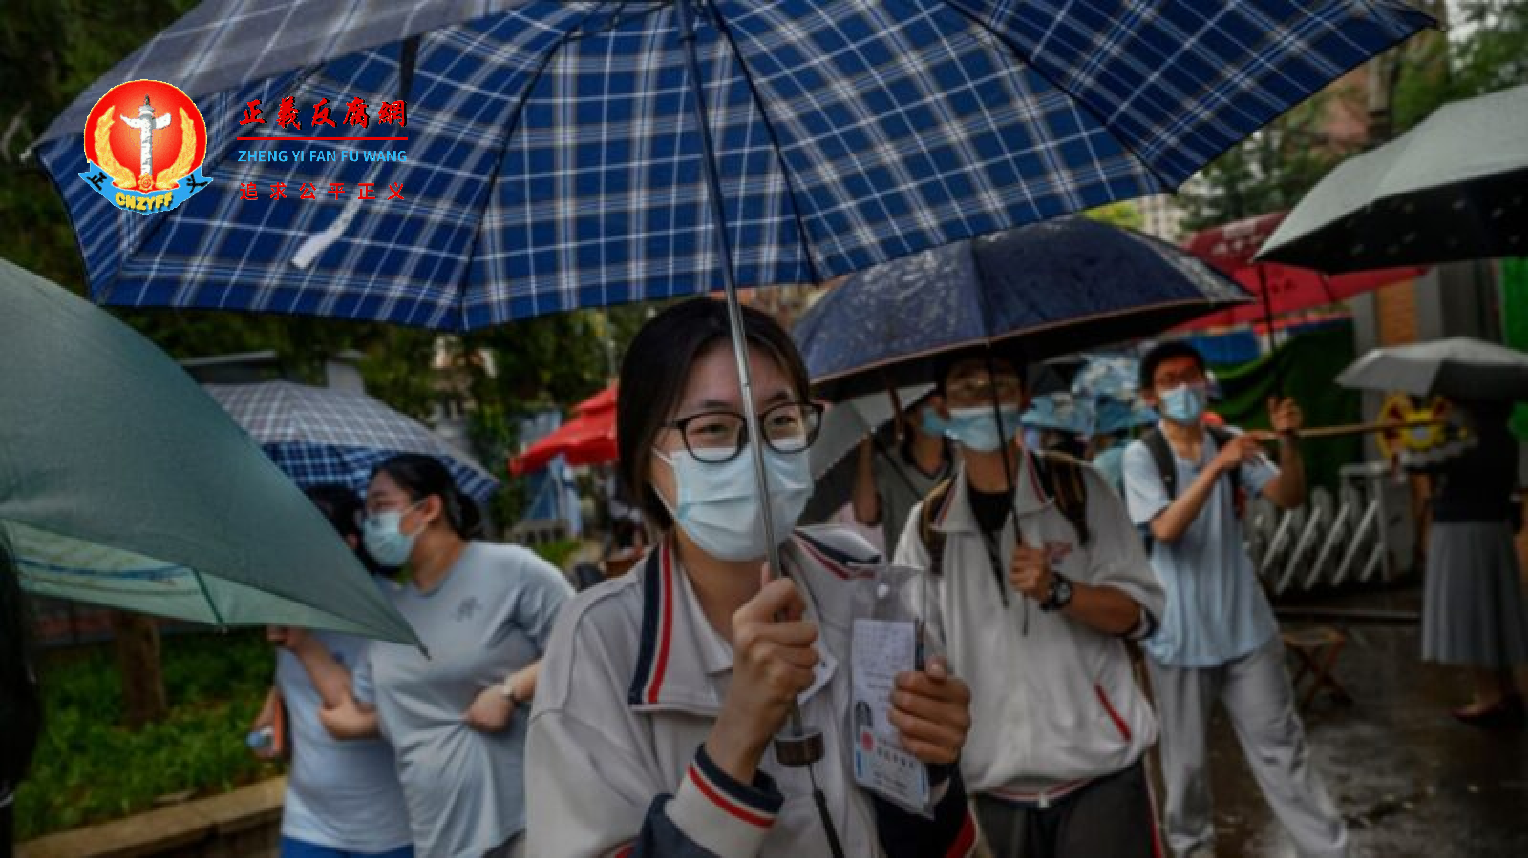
{"left": 706, "top": 6, "right": 824, "bottom": 285}
{"left": 937, "top": 0, "right": 1175, "bottom": 194}
{"left": 451, "top": 5, "right": 612, "bottom": 331}
{"left": 189, "top": 563, "right": 227, "bottom": 629}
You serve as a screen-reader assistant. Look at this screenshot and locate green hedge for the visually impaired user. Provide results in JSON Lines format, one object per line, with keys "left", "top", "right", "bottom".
{"left": 15, "top": 631, "right": 280, "bottom": 841}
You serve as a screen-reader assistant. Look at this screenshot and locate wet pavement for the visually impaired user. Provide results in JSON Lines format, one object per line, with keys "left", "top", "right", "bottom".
{"left": 1198, "top": 587, "right": 1528, "bottom": 857}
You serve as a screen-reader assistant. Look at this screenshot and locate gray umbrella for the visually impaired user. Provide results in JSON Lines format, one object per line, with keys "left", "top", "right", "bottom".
{"left": 1259, "top": 84, "right": 1528, "bottom": 273}
{"left": 1336, "top": 337, "right": 1528, "bottom": 401}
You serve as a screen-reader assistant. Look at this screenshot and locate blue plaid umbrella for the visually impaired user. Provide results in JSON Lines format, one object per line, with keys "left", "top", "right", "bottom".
{"left": 203, "top": 381, "right": 499, "bottom": 503}
{"left": 33, "top": 0, "right": 1429, "bottom": 330}
{"left": 1021, "top": 393, "right": 1095, "bottom": 437}
{"left": 1071, "top": 356, "right": 1140, "bottom": 403}
{"left": 1094, "top": 397, "right": 1157, "bottom": 436}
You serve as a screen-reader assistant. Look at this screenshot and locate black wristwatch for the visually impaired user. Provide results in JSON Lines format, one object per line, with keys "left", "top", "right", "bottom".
{"left": 1041, "top": 573, "right": 1074, "bottom": 613}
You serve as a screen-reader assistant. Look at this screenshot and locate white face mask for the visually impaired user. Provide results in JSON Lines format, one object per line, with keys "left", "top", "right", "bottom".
{"left": 654, "top": 444, "right": 813, "bottom": 562}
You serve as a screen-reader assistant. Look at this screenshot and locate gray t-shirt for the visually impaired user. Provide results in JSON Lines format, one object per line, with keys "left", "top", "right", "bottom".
{"left": 276, "top": 633, "right": 411, "bottom": 851}
{"left": 872, "top": 445, "right": 950, "bottom": 551}
{"left": 354, "top": 542, "right": 572, "bottom": 858}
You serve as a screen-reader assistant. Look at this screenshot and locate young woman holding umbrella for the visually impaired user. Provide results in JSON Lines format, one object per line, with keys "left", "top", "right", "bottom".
{"left": 526, "top": 299, "right": 978, "bottom": 857}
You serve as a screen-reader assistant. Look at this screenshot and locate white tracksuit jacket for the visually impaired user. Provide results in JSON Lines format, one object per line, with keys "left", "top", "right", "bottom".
{"left": 526, "top": 528, "right": 979, "bottom": 857}
{"left": 895, "top": 452, "right": 1165, "bottom": 804}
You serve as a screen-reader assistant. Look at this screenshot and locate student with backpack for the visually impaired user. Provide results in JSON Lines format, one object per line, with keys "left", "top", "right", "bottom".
{"left": 1122, "top": 342, "right": 1347, "bottom": 858}
{"left": 895, "top": 348, "right": 1166, "bottom": 858}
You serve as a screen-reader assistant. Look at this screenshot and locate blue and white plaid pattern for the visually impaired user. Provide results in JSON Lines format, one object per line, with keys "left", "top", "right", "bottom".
{"left": 1071, "top": 355, "right": 1140, "bottom": 401}
{"left": 204, "top": 381, "right": 499, "bottom": 502}
{"left": 35, "top": 0, "right": 1431, "bottom": 331}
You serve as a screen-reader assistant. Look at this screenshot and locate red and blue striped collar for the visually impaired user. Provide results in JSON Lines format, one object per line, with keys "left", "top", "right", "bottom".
{"left": 626, "top": 532, "right": 877, "bottom": 710}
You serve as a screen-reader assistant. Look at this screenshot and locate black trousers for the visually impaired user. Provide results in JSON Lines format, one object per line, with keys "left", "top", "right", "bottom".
{"left": 973, "top": 762, "right": 1160, "bottom": 858}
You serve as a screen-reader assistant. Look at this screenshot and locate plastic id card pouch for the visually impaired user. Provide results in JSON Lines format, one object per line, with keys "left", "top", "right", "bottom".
{"left": 847, "top": 562, "right": 943, "bottom": 817}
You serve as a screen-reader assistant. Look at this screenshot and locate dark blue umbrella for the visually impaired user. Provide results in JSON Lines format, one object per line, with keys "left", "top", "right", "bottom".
{"left": 32, "top": 0, "right": 1428, "bottom": 330}
{"left": 794, "top": 216, "right": 1249, "bottom": 399}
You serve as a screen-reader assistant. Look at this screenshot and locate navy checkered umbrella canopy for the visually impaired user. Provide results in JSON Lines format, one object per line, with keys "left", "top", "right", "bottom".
{"left": 202, "top": 381, "right": 500, "bottom": 503}
{"left": 34, "top": 0, "right": 1431, "bottom": 331}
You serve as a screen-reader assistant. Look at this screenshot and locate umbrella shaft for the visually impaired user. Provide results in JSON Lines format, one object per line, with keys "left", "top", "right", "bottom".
{"left": 675, "top": 0, "right": 784, "bottom": 579}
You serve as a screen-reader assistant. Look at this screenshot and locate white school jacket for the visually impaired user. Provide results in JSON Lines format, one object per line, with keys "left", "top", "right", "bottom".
{"left": 525, "top": 528, "right": 978, "bottom": 858}
{"left": 894, "top": 453, "right": 1164, "bottom": 803}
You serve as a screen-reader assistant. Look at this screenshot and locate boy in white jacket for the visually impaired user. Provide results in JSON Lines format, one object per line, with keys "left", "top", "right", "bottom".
{"left": 896, "top": 351, "right": 1165, "bottom": 858}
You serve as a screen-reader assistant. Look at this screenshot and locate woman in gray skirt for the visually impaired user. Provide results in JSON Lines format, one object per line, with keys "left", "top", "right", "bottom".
{"left": 1406, "top": 399, "right": 1528, "bottom": 727}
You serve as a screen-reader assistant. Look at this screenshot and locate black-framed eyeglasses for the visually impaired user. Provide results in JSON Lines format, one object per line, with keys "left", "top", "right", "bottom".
{"left": 663, "top": 401, "right": 824, "bottom": 464}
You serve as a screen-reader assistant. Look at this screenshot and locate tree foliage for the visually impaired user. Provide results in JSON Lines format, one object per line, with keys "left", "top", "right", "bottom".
{"left": 1392, "top": 1, "right": 1528, "bottom": 132}
{"left": 1180, "top": 2, "right": 1525, "bottom": 233}
{"left": 1082, "top": 201, "right": 1144, "bottom": 232}
{"left": 1178, "top": 91, "right": 1348, "bottom": 233}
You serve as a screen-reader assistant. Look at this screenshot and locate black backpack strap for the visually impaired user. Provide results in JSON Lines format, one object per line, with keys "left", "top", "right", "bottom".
{"left": 917, "top": 478, "right": 955, "bottom": 578}
{"left": 1205, "top": 425, "right": 1248, "bottom": 518}
{"left": 1034, "top": 451, "right": 1092, "bottom": 546}
{"left": 1141, "top": 427, "right": 1177, "bottom": 500}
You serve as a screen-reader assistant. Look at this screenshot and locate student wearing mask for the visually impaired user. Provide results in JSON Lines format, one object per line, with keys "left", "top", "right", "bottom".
{"left": 254, "top": 484, "right": 413, "bottom": 858}
{"left": 895, "top": 349, "right": 1165, "bottom": 858}
{"left": 1123, "top": 342, "right": 1346, "bottom": 858}
{"left": 320, "top": 456, "right": 572, "bottom": 858}
{"left": 526, "top": 298, "right": 979, "bottom": 857}
{"left": 850, "top": 394, "right": 953, "bottom": 552}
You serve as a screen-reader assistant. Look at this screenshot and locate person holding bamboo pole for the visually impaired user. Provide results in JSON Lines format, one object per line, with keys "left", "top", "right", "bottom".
{"left": 1122, "top": 341, "right": 1346, "bottom": 858}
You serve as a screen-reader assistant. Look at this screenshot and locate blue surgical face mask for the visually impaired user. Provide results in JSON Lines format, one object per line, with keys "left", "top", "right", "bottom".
{"left": 1160, "top": 383, "right": 1208, "bottom": 424}
{"left": 655, "top": 445, "right": 814, "bottom": 562}
{"left": 918, "top": 408, "right": 948, "bottom": 438}
{"left": 362, "top": 501, "right": 424, "bottom": 567}
{"left": 944, "top": 405, "right": 1023, "bottom": 453}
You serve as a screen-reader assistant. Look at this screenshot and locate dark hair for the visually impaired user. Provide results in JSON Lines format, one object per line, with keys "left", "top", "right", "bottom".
{"left": 932, "top": 344, "right": 1028, "bottom": 396}
{"left": 1138, "top": 341, "right": 1206, "bottom": 392}
{"left": 371, "top": 455, "right": 483, "bottom": 540}
{"left": 0, "top": 533, "right": 43, "bottom": 790}
{"left": 304, "top": 484, "right": 383, "bottom": 576}
{"left": 617, "top": 298, "right": 811, "bottom": 531}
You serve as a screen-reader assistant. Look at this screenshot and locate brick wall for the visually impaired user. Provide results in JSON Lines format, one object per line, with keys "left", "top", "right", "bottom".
{"left": 1375, "top": 279, "right": 1419, "bottom": 346}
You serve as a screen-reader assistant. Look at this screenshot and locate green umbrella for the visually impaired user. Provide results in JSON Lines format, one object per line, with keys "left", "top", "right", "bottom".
{"left": 0, "top": 259, "right": 418, "bottom": 645}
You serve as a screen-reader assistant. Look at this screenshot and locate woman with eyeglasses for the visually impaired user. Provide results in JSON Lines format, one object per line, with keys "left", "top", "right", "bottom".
{"left": 319, "top": 455, "right": 572, "bottom": 858}
{"left": 525, "top": 299, "right": 978, "bottom": 857}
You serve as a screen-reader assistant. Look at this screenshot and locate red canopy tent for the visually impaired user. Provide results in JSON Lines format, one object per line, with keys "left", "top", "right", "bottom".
{"left": 1178, "top": 211, "right": 1425, "bottom": 331}
{"left": 509, "top": 383, "right": 618, "bottom": 476}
